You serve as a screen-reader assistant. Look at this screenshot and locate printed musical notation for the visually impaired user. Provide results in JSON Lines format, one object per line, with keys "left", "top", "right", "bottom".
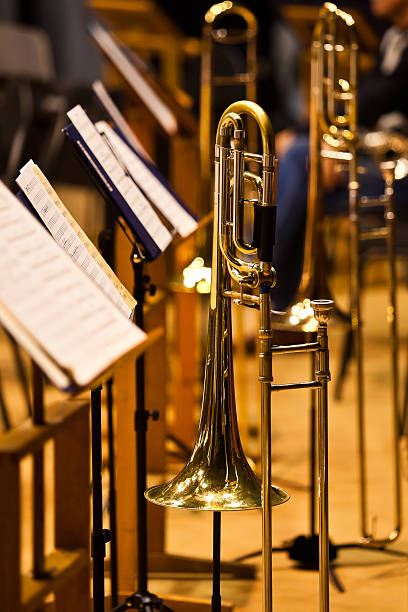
{"left": 0, "top": 181, "right": 146, "bottom": 390}
{"left": 97, "top": 122, "right": 198, "bottom": 239}
{"left": 67, "top": 105, "right": 172, "bottom": 253}
{"left": 17, "top": 160, "right": 136, "bottom": 319}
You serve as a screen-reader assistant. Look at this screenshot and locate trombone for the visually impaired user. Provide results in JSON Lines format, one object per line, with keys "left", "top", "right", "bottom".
{"left": 146, "top": 100, "right": 334, "bottom": 612}
{"left": 301, "top": 2, "right": 402, "bottom": 547}
{"left": 200, "top": 1, "right": 257, "bottom": 215}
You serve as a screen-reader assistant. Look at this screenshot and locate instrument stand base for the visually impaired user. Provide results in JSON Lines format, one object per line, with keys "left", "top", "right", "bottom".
{"left": 286, "top": 534, "right": 337, "bottom": 568}
{"left": 111, "top": 591, "right": 173, "bottom": 612}
{"left": 236, "top": 535, "right": 344, "bottom": 592}
{"left": 286, "top": 535, "right": 344, "bottom": 592}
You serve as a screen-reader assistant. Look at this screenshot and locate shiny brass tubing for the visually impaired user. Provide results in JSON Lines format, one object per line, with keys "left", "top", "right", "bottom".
{"left": 314, "top": 306, "right": 332, "bottom": 612}
{"left": 271, "top": 342, "right": 320, "bottom": 355}
{"left": 359, "top": 228, "right": 389, "bottom": 241}
{"left": 271, "top": 381, "right": 322, "bottom": 393}
{"left": 383, "top": 169, "right": 402, "bottom": 543}
{"left": 213, "top": 74, "right": 255, "bottom": 85}
{"left": 360, "top": 195, "right": 387, "bottom": 207}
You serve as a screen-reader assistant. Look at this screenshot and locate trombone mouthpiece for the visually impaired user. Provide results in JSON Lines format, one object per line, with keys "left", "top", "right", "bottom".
{"left": 311, "top": 299, "right": 334, "bottom": 324}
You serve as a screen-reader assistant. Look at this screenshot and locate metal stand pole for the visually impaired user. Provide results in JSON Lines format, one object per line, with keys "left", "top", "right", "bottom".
{"left": 107, "top": 378, "right": 118, "bottom": 607}
{"left": 110, "top": 253, "right": 172, "bottom": 612}
{"left": 91, "top": 385, "right": 109, "bottom": 612}
{"left": 133, "top": 258, "right": 149, "bottom": 595}
{"left": 98, "top": 228, "right": 119, "bottom": 605}
{"left": 212, "top": 512, "right": 222, "bottom": 612}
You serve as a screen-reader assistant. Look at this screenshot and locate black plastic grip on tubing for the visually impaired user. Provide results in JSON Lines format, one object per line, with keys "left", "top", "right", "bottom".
{"left": 253, "top": 202, "right": 276, "bottom": 262}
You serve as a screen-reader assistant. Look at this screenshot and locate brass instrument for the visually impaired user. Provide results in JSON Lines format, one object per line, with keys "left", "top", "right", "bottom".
{"left": 303, "top": 2, "right": 402, "bottom": 547}
{"left": 146, "top": 100, "right": 334, "bottom": 611}
{"left": 182, "top": 2, "right": 258, "bottom": 293}
{"left": 200, "top": 1, "right": 257, "bottom": 214}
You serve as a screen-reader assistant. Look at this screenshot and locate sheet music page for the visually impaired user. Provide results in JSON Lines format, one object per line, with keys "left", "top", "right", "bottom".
{"left": 16, "top": 160, "right": 136, "bottom": 319}
{"left": 67, "top": 105, "right": 172, "bottom": 252}
{"left": 92, "top": 80, "right": 152, "bottom": 162}
{"left": 89, "top": 22, "right": 178, "bottom": 136}
{"left": 97, "top": 121, "right": 198, "bottom": 238}
{"left": 0, "top": 181, "right": 146, "bottom": 389}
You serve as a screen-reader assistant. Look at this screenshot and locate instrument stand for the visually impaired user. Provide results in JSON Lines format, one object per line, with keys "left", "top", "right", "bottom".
{"left": 111, "top": 249, "right": 173, "bottom": 612}
{"left": 99, "top": 229, "right": 119, "bottom": 607}
{"left": 212, "top": 512, "right": 222, "bottom": 612}
{"left": 91, "top": 385, "right": 111, "bottom": 612}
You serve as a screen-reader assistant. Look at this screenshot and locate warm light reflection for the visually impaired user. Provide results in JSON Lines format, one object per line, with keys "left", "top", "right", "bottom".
{"left": 339, "top": 78, "right": 350, "bottom": 91}
{"left": 183, "top": 257, "right": 211, "bottom": 293}
{"left": 395, "top": 159, "right": 408, "bottom": 180}
{"left": 324, "top": 2, "right": 354, "bottom": 26}
{"left": 323, "top": 133, "right": 340, "bottom": 148}
{"left": 205, "top": 1, "right": 233, "bottom": 23}
{"left": 290, "top": 299, "right": 317, "bottom": 331}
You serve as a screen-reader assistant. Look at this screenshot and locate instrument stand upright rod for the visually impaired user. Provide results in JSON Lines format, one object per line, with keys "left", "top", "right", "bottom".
{"left": 106, "top": 377, "right": 118, "bottom": 606}
{"left": 99, "top": 228, "right": 119, "bottom": 607}
{"left": 212, "top": 512, "right": 222, "bottom": 612}
{"left": 91, "top": 384, "right": 110, "bottom": 612}
{"left": 111, "top": 249, "right": 172, "bottom": 612}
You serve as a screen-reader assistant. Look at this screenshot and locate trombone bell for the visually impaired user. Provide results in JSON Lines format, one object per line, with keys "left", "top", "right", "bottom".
{"left": 145, "top": 303, "right": 289, "bottom": 511}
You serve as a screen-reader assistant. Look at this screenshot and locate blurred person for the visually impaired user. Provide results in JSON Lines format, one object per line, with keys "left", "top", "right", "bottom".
{"left": 0, "top": 0, "right": 101, "bottom": 86}
{"left": 271, "top": 0, "right": 408, "bottom": 310}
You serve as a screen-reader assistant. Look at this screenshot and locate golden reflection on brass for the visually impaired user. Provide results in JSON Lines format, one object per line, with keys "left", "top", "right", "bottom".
{"left": 200, "top": 1, "right": 257, "bottom": 216}
{"left": 146, "top": 101, "right": 288, "bottom": 514}
{"left": 146, "top": 99, "right": 336, "bottom": 612}
{"left": 302, "top": 2, "right": 403, "bottom": 547}
{"left": 147, "top": 101, "right": 292, "bottom": 612}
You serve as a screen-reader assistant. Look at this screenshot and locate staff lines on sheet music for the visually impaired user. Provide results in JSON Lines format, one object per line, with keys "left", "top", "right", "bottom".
{"left": 67, "top": 105, "right": 172, "bottom": 252}
{"left": 0, "top": 182, "right": 145, "bottom": 387}
{"left": 17, "top": 162, "right": 134, "bottom": 318}
{"left": 97, "top": 123, "right": 198, "bottom": 238}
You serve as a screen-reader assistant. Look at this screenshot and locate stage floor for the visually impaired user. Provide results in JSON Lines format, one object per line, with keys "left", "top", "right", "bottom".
{"left": 150, "top": 283, "right": 408, "bottom": 611}
{"left": 4, "top": 282, "right": 408, "bottom": 611}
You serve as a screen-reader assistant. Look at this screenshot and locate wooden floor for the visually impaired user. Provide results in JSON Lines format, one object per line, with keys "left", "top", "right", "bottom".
{"left": 149, "top": 284, "right": 408, "bottom": 611}
{"left": 2, "top": 283, "right": 408, "bottom": 611}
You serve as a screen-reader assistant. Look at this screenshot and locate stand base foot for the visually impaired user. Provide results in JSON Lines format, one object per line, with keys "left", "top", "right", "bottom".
{"left": 149, "top": 552, "right": 255, "bottom": 579}
{"left": 111, "top": 590, "right": 172, "bottom": 611}
{"left": 162, "top": 594, "right": 234, "bottom": 612}
{"left": 287, "top": 534, "right": 337, "bottom": 568}
{"left": 45, "top": 595, "right": 235, "bottom": 612}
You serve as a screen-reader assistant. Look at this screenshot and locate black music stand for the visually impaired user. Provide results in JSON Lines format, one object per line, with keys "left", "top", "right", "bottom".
{"left": 97, "top": 228, "right": 119, "bottom": 607}
{"left": 110, "top": 247, "right": 173, "bottom": 612}
{"left": 91, "top": 385, "right": 110, "bottom": 612}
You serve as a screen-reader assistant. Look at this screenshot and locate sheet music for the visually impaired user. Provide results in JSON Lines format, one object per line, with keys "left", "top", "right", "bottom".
{"left": 97, "top": 121, "right": 198, "bottom": 238}
{"left": 67, "top": 105, "right": 172, "bottom": 252}
{"left": 89, "top": 21, "right": 178, "bottom": 136}
{"left": 92, "top": 80, "right": 152, "bottom": 162}
{"left": 0, "top": 181, "right": 146, "bottom": 389}
{"left": 16, "top": 160, "right": 136, "bottom": 319}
